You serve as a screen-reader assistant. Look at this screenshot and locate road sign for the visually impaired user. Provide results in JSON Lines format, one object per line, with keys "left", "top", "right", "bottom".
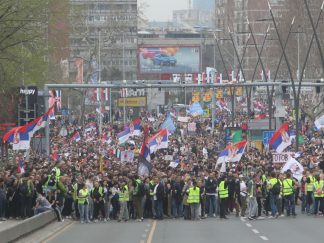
{"left": 263, "top": 131, "right": 275, "bottom": 145}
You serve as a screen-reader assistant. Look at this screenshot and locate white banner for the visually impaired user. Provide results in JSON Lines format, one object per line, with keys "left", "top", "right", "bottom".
{"left": 188, "top": 122, "right": 196, "bottom": 132}
{"left": 177, "top": 116, "right": 190, "bottom": 123}
{"left": 272, "top": 152, "right": 295, "bottom": 163}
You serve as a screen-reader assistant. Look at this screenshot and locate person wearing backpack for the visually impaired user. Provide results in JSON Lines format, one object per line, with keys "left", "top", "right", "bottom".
{"left": 267, "top": 172, "right": 280, "bottom": 218}
{"left": 19, "top": 173, "right": 34, "bottom": 218}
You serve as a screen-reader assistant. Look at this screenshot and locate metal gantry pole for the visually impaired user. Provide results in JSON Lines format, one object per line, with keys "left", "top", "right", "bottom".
{"left": 304, "top": 0, "right": 324, "bottom": 71}
{"left": 44, "top": 85, "right": 50, "bottom": 156}
{"left": 123, "top": 34, "right": 126, "bottom": 125}
{"left": 98, "top": 29, "right": 103, "bottom": 135}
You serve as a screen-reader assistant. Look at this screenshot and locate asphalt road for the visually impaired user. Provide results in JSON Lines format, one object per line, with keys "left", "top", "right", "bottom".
{"left": 45, "top": 214, "right": 324, "bottom": 243}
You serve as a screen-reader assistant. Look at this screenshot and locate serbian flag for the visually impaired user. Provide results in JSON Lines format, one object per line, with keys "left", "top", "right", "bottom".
{"left": 117, "top": 128, "right": 131, "bottom": 145}
{"left": 17, "top": 158, "right": 25, "bottom": 174}
{"left": 217, "top": 140, "right": 247, "bottom": 164}
{"left": 129, "top": 119, "right": 142, "bottom": 136}
{"left": 147, "top": 129, "right": 168, "bottom": 154}
{"left": 71, "top": 131, "right": 81, "bottom": 142}
{"left": 101, "top": 134, "right": 112, "bottom": 144}
{"left": 269, "top": 123, "right": 295, "bottom": 153}
{"left": 117, "top": 119, "right": 142, "bottom": 144}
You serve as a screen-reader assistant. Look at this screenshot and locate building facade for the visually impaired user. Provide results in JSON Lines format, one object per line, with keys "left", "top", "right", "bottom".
{"left": 69, "top": 0, "right": 138, "bottom": 82}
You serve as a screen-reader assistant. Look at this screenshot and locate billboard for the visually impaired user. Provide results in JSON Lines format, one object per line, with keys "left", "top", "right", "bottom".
{"left": 138, "top": 46, "right": 200, "bottom": 74}
{"left": 118, "top": 97, "right": 146, "bottom": 107}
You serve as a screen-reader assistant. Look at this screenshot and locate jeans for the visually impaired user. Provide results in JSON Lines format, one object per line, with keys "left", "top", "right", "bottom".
{"left": 306, "top": 192, "right": 314, "bottom": 214}
{"left": 248, "top": 197, "right": 258, "bottom": 218}
{"left": 314, "top": 197, "right": 323, "bottom": 215}
{"left": 155, "top": 199, "right": 163, "bottom": 219}
{"left": 190, "top": 203, "right": 200, "bottom": 220}
{"left": 119, "top": 202, "right": 129, "bottom": 221}
{"left": 269, "top": 193, "right": 278, "bottom": 216}
{"left": 301, "top": 192, "right": 306, "bottom": 213}
{"left": 284, "top": 194, "right": 295, "bottom": 216}
{"left": 78, "top": 204, "right": 89, "bottom": 223}
{"left": 171, "top": 198, "right": 182, "bottom": 218}
{"left": 34, "top": 207, "right": 51, "bottom": 215}
{"left": 205, "top": 195, "right": 216, "bottom": 216}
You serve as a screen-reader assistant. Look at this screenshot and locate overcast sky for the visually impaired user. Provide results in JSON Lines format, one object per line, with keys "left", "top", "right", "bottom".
{"left": 139, "top": 0, "right": 188, "bottom": 22}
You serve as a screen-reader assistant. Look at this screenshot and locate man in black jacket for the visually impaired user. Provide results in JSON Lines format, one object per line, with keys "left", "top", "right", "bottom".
{"left": 205, "top": 172, "right": 218, "bottom": 217}
{"left": 154, "top": 178, "right": 165, "bottom": 220}
{"left": 171, "top": 176, "right": 182, "bottom": 218}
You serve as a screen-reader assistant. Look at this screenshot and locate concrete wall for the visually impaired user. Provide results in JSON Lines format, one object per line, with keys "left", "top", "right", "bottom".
{"left": 0, "top": 211, "right": 56, "bottom": 243}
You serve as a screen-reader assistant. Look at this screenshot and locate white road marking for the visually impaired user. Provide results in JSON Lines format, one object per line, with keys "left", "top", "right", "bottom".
{"left": 252, "top": 229, "right": 259, "bottom": 234}
{"left": 246, "top": 223, "right": 252, "bottom": 227}
{"left": 260, "top": 236, "right": 269, "bottom": 241}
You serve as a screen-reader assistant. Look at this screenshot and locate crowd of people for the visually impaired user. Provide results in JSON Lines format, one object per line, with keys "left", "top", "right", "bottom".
{"left": 0, "top": 109, "right": 323, "bottom": 224}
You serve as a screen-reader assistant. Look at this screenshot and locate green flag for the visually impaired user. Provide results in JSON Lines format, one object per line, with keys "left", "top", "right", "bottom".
{"left": 232, "top": 130, "right": 242, "bottom": 143}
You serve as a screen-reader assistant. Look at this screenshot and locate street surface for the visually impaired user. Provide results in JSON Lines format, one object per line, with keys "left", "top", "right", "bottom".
{"left": 44, "top": 214, "right": 324, "bottom": 243}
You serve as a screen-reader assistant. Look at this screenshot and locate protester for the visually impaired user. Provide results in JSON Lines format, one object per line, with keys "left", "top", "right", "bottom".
{"left": 0, "top": 107, "right": 323, "bottom": 226}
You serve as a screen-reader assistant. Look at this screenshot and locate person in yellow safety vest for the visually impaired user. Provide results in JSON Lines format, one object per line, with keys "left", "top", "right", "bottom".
{"left": 187, "top": 180, "right": 200, "bottom": 220}
{"left": 306, "top": 170, "right": 315, "bottom": 214}
{"left": 44, "top": 161, "right": 63, "bottom": 191}
{"left": 149, "top": 179, "right": 156, "bottom": 218}
{"left": 267, "top": 172, "right": 280, "bottom": 218}
{"left": 91, "top": 181, "right": 106, "bottom": 222}
{"left": 282, "top": 172, "right": 296, "bottom": 217}
{"left": 72, "top": 177, "right": 83, "bottom": 219}
{"left": 78, "top": 183, "right": 90, "bottom": 224}
{"left": 313, "top": 174, "right": 324, "bottom": 216}
{"left": 218, "top": 175, "right": 229, "bottom": 219}
{"left": 118, "top": 181, "right": 129, "bottom": 222}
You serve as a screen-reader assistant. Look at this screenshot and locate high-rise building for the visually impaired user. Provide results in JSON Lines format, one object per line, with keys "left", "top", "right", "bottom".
{"left": 192, "top": 0, "right": 215, "bottom": 12}
{"left": 69, "top": 0, "right": 138, "bottom": 82}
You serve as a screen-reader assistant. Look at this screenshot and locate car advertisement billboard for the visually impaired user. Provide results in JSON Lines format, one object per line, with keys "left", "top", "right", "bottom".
{"left": 138, "top": 46, "right": 200, "bottom": 74}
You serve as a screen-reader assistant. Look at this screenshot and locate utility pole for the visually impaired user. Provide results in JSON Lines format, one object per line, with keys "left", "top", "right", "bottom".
{"left": 98, "top": 29, "right": 103, "bottom": 135}
{"left": 123, "top": 33, "right": 126, "bottom": 125}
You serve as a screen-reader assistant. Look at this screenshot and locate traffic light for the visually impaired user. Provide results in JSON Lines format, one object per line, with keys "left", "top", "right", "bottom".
{"left": 316, "top": 80, "right": 321, "bottom": 94}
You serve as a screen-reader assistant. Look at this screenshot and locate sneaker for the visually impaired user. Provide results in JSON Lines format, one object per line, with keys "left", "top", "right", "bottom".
{"left": 213, "top": 214, "right": 216, "bottom": 217}
{"left": 103, "top": 219, "right": 107, "bottom": 222}
{"left": 141, "top": 217, "right": 144, "bottom": 221}
{"left": 86, "top": 221, "right": 91, "bottom": 223}
{"left": 275, "top": 213, "right": 279, "bottom": 218}
{"left": 94, "top": 220, "right": 98, "bottom": 223}
{"left": 280, "top": 214, "right": 285, "bottom": 217}
{"left": 81, "top": 221, "right": 84, "bottom": 224}
{"left": 137, "top": 219, "right": 142, "bottom": 222}
{"left": 268, "top": 216, "right": 274, "bottom": 219}
{"left": 106, "top": 217, "right": 111, "bottom": 221}
{"left": 248, "top": 217, "right": 255, "bottom": 220}
{"left": 256, "top": 216, "right": 265, "bottom": 220}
